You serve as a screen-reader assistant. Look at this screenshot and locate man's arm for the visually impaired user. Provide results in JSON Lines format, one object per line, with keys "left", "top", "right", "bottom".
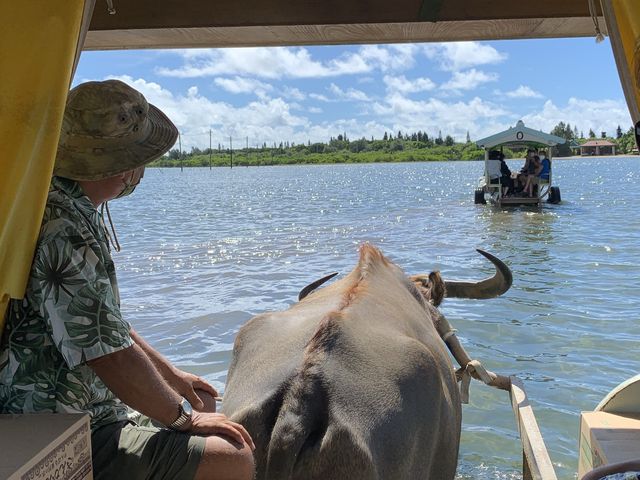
{"left": 87, "top": 343, "right": 182, "bottom": 426}
{"left": 129, "top": 329, "right": 218, "bottom": 410}
{"left": 87, "top": 344, "right": 253, "bottom": 448}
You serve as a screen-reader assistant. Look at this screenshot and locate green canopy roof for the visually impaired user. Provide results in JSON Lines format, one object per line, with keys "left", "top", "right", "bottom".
{"left": 476, "top": 120, "right": 567, "bottom": 149}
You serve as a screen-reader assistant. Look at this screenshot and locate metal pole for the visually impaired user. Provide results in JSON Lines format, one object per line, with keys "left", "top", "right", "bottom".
{"left": 209, "top": 129, "right": 212, "bottom": 170}
{"left": 178, "top": 132, "right": 183, "bottom": 172}
{"left": 246, "top": 136, "right": 249, "bottom": 166}
{"left": 230, "top": 136, "right": 233, "bottom": 169}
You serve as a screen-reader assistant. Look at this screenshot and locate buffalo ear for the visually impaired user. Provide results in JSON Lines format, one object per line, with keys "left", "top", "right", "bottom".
{"left": 409, "top": 271, "right": 445, "bottom": 307}
{"left": 428, "top": 271, "right": 445, "bottom": 307}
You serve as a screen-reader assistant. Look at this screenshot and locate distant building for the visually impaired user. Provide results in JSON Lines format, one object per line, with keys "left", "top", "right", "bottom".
{"left": 579, "top": 140, "right": 616, "bottom": 156}
{"left": 568, "top": 139, "right": 581, "bottom": 156}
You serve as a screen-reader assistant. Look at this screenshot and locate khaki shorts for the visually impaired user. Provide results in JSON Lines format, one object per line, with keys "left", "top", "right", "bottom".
{"left": 92, "top": 419, "right": 206, "bottom": 480}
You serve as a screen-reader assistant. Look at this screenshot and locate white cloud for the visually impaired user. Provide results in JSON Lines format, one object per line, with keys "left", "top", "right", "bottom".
{"left": 383, "top": 75, "right": 436, "bottom": 94}
{"left": 282, "top": 86, "right": 306, "bottom": 101}
{"left": 329, "top": 83, "right": 370, "bottom": 101}
{"left": 156, "top": 45, "right": 418, "bottom": 80}
{"left": 371, "top": 92, "right": 509, "bottom": 140}
{"left": 102, "top": 74, "right": 630, "bottom": 153}
{"left": 214, "top": 76, "right": 273, "bottom": 95}
{"left": 157, "top": 47, "right": 372, "bottom": 79}
{"left": 504, "top": 85, "right": 544, "bottom": 99}
{"left": 441, "top": 69, "right": 498, "bottom": 91}
{"left": 106, "top": 75, "right": 310, "bottom": 147}
{"left": 423, "top": 42, "right": 507, "bottom": 72}
{"left": 309, "top": 93, "right": 330, "bottom": 102}
{"left": 357, "top": 44, "right": 418, "bottom": 72}
{"left": 522, "top": 98, "right": 631, "bottom": 136}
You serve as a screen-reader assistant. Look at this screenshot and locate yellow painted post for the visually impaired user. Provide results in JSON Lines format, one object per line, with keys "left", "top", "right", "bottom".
{"left": 602, "top": 0, "right": 640, "bottom": 123}
{"left": 0, "top": 1, "right": 91, "bottom": 332}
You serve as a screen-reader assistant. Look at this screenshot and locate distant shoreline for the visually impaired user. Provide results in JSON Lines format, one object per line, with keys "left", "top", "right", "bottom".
{"left": 149, "top": 153, "right": 639, "bottom": 168}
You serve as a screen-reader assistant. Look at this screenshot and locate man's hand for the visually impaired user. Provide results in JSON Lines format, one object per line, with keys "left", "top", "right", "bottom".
{"left": 168, "top": 369, "right": 219, "bottom": 411}
{"left": 129, "top": 330, "right": 219, "bottom": 411}
{"left": 186, "top": 412, "right": 255, "bottom": 450}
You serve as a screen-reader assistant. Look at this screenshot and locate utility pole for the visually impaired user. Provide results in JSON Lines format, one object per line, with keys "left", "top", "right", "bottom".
{"left": 246, "top": 136, "right": 249, "bottom": 166}
{"left": 230, "top": 136, "right": 233, "bottom": 169}
{"left": 209, "top": 129, "right": 212, "bottom": 170}
{"left": 178, "top": 132, "right": 182, "bottom": 172}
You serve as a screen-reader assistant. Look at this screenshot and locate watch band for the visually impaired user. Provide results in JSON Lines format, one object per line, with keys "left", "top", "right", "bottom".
{"left": 168, "top": 399, "right": 192, "bottom": 430}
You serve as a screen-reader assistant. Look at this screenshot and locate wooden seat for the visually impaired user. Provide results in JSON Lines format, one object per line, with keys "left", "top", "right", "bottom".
{"left": 485, "top": 159, "right": 502, "bottom": 190}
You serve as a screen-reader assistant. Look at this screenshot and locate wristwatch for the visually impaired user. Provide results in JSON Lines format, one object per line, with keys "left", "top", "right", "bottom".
{"left": 168, "top": 398, "right": 193, "bottom": 430}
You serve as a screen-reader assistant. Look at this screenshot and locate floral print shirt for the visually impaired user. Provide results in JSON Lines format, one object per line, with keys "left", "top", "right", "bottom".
{"left": 0, "top": 177, "right": 133, "bottom": 431}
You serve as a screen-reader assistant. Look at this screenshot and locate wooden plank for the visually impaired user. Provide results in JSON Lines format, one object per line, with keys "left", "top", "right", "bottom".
{"left": 510, "top": 376, "right": 558, "bottom": 480}
{"left": 84, "top": 17, "right": 601, "bottom": 50}
{"left": 500, "top": 196, "right": 542, "bottom": 206}
{"left": 88, "top": 0, "right": 596, "bottom": 31}
{"left": 84, "top": 0, "right": 605, "bottom": 49}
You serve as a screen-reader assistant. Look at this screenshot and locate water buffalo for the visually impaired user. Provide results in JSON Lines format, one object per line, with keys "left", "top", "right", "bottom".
{"left": 222, "top": 244, "right": 512, "bottom": 480}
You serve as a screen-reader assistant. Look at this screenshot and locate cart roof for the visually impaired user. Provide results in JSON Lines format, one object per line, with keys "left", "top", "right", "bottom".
{"left": 85, "top": 0, "right": 604, "bottom": 50}
{"left": 475, "top": 120, "right": 567, "bottom": 149}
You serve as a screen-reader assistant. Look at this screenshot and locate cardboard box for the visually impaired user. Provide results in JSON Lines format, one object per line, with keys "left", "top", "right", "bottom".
{"left": 0, "top": 413, "right": 92, "bottom": 480}
{"left": 578, "top": 411, "right": 640, "bottom": 478}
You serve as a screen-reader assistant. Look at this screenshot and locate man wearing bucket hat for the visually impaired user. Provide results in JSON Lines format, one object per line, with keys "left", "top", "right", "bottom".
{"left": 0, "top": 80, "right": 255, "bottom": 480}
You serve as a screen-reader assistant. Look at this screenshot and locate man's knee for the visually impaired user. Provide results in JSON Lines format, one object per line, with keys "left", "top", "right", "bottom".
{"left": 195, "top": 435, "right": 255, "bottom": 480}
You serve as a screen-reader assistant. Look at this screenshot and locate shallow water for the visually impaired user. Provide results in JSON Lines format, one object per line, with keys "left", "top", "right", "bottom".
{"left": 112, "top": 157, "right": 640, "bottom": 479}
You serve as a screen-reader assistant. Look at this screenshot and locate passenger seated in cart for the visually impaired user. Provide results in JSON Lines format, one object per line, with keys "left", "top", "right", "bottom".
{"left": 519, "top": 149, "right": 537, "bottom": 174}
{"left": 516, "top": 149, "right": 536, "bottom": 195}
{"left": 498, "top": 152, "right": 514, "bottom": 196}
{"left": 538, "top": 151, "right": 551, "bottom": 181}
{"left": 0, "top": 80, "right": 256, "bottom": 480}
{"left": 523, "top": 155, "right": 542, "bottom": 197}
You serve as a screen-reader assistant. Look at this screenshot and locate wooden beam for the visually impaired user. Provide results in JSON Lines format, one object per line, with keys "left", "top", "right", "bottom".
{"left": 84, "top": 17, "right": 603, "bottom": 50}
{"left": 88, "top": 0, "right": 598, "bottom": 31}
{"left": 510, "top": 376, "right": 558, "bottom": 480}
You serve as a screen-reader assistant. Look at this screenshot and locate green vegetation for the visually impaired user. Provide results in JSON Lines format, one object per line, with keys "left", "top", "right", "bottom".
{"left": 150, "top": 131, "right": 486, "bottom": 168}
{"left": 550, "top": 122, "right": 637, "bottom": 156}
{"left": 149, "top": 123, "right": 636, "bottom": 168}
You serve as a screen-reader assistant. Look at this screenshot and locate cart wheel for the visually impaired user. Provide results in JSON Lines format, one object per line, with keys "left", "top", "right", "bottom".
{"left": 474, "top": 188, "right": 486, "bottom": 204}
{"left": 548, "top": 186, "right": 561, "bottom": 204}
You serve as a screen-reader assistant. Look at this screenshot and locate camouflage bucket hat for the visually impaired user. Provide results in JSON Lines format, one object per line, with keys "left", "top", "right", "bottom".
{"left": 54, "top": 79, "right": 178, "bottom": 181}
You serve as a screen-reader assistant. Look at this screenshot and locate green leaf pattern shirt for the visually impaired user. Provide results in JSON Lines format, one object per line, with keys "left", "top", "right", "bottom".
{"left": 0, "top": 177, "right": 133, "bottom": 430}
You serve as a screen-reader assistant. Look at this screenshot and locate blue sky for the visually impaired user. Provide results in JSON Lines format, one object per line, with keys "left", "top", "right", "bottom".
{"left": 75, "top": 38, "right": 632, "bottom": 150}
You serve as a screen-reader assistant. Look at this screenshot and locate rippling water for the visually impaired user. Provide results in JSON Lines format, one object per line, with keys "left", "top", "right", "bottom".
{"left": 112, "top": 157, "right": 640, "bottom": 479}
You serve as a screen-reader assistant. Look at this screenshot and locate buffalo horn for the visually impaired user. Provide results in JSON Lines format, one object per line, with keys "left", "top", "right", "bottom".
{"left": 444, "top": 249, "right": 512, "bottom": 299}
{"left": 298, "top": 272, "right": 339, "bottom": 301}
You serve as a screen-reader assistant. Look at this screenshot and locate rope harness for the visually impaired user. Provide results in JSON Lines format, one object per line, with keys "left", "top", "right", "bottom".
{"left": 436, "top": 314, "right": 511, "bottom": 404}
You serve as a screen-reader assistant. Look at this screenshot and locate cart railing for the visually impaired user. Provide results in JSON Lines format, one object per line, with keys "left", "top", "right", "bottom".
{"left": 509, "top": 376, "right": 558, "bottom": 480}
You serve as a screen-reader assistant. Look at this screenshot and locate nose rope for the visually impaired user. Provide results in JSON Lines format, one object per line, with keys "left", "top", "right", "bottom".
{"left": 440, "top": 329, "right": 457, "bottom": 342}
{"left": 435, "top": 312, "right": 511, "bottom": 403}
{"left": 100, "top": 202, "right": 122, "bottom": 252}
{"left": 456, "top": 360, "right": 496, "bottom": 404}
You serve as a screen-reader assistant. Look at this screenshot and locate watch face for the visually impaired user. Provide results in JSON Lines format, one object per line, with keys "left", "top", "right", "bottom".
{"left": 182, "top": 399, "right": 193, "bottom": 415}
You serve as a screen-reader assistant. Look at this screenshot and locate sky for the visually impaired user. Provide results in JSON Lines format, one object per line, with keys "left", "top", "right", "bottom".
{"left": 75, "top": 37, "right": 633, "bottom": 151}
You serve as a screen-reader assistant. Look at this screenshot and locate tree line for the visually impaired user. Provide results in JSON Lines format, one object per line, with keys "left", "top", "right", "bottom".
{"left": 150, "top": 122, "right": 636, "bottom": 168}
{"left": 549, "top": 121, "right": 636, "bottom": 156}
